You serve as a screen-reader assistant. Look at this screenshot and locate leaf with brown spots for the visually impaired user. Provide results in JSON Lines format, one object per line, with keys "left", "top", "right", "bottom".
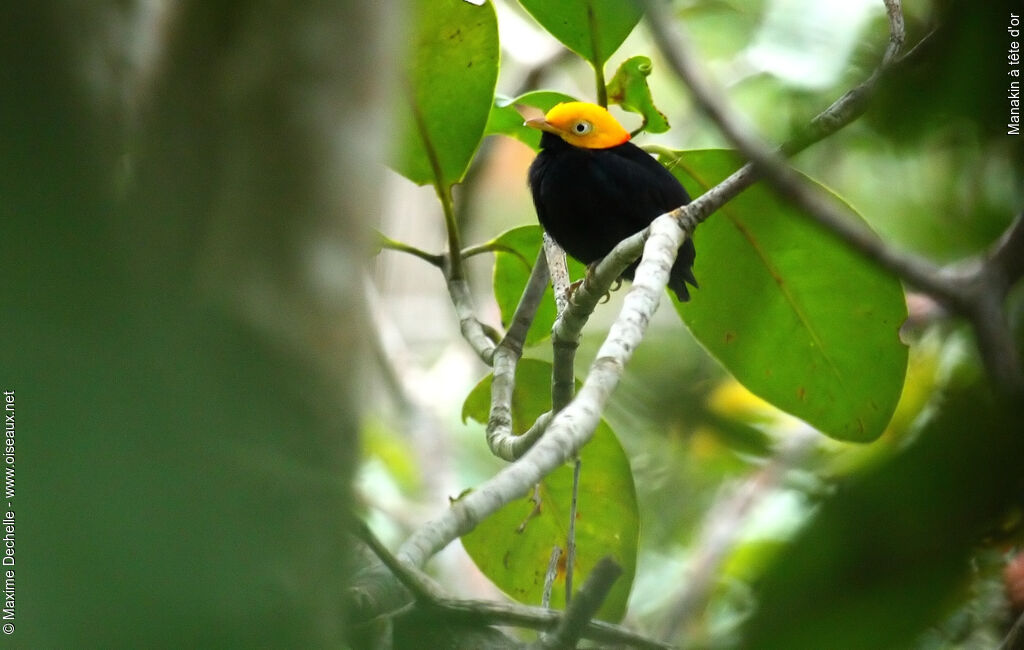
{"left": 663, "top": 149, "right": 908, "bottom": 443}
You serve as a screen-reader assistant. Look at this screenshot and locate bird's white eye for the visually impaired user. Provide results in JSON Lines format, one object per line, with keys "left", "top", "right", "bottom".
{"left": 571, "top": 120, "right": 593, "bottom": 135}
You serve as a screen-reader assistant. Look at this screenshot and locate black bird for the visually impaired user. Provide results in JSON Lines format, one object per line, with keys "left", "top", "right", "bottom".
{"left": 527, "top": 101, "right": 697, "bottom": 301}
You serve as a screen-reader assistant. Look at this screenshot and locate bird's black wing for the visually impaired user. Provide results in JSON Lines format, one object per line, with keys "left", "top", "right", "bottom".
{"left": 605, "top": 142, "right": 691, "bottom": 218}
{"left": 600, "top": 143, "right": 698, "bottom": 299}
{"left": 529, "top": 137, "right": 697, "bottom": 300}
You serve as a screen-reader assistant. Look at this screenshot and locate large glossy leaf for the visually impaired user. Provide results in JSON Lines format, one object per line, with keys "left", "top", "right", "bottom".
{"left": 461, "top": 358, "right": 639, "bottom": 622}
{"left": 391, "top": 0, "right": 499, "bottom": 188}
{"left": 519, "top": 0, "right": 642, "bottom": 67}
{"left": 665, "top": 150, "right": 908, "bottom": 442}
{"left": 491, "top": 225, "right": 587, "bottom": 346}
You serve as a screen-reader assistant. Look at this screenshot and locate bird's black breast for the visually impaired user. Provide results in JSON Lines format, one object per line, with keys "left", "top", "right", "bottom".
{"left": 528, "top": 132, "right": 697, "bottom": 300}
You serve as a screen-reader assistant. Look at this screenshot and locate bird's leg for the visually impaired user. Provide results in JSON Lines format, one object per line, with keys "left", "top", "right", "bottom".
{"left": 566, "top": 278, "right": 585, "bottom": 301}
{"left": 565, "top": 261, "right": 599, "bottom": 302}
{"left": 579, "top": 262, "right": 624, "bottom": 304}
{"left": 568, "top": 263, "right": 622, "bottom": 304}
{"left": 596, "top": 278, "right": 624, "bottom": 303}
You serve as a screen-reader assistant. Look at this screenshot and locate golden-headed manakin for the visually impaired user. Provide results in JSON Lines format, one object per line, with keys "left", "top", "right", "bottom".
{"left": 527, "top": 101, "right": 697, "bottom": 301}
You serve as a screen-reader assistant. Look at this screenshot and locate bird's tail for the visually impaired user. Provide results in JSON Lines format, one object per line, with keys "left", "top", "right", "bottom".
{"left": 668, "top": 265, "right": 698, "bottom": 302}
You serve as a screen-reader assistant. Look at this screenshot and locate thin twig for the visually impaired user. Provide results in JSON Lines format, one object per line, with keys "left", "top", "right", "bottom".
{"left": 535, "top": 557, "right": 623, "bottom": 649}
{"left": 487, "top": 251, "right": 552, "bottom": 459}
{"left": 565, "top": 458, "right": 582, "bottom": 607}
{"left": 378, "top": 235, "right": 499, "bottom": 367}
{"left": 542, "top": 546, "right": 563, "bottom": 609}
{"left": 461, "top": 240, "right": 524, "bottom": 261}
{"left": 355, "top": 518, "right": 670, "bottom": 649}
{"left": 999, "top": 608, "right": 1024, "bottom": 650}
{"left": 376, "top": 232, "right": 445, "bottom": 268}
{"left": 445, "top": 268, "right": 498, "bottom": 365}
{"left": 353, "top": 518, "right": 446, "bottom": 604}
{"left": 986, "top": 211, "right": 1024, "bottom": 291}
{"left": 411, "top": 79, "right": 501, "bottom": 365}
{"left": 438, "top": 184, "right": 466, "bottom": 284}
{"left": 407, "top": 85, "right": 466, "bottom": 283}
{"left": 433, "top": 596, "right": 671, "bottom": 649}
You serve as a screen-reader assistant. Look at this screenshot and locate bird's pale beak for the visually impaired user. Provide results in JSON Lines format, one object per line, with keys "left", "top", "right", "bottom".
{"left": 524, "top": 117, "right": 564, "bottom": 136}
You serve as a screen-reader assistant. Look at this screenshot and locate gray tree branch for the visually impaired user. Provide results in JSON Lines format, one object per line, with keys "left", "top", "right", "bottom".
{"left": 533, "top": 556, "right": 624, "bottom": 649}
{"left": 355, "top": 519, "right": 671, "bottom": 649}
{"left": 395, "top": 215, "right": 685, "bottom": 569}
{"left": 486, "top": 250, "right": 553, "bottom": 460}
{"left": 445, "top": 269, "right": 500, "bottom": 365}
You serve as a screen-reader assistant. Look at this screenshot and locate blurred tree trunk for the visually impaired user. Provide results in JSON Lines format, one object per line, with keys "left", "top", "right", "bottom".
{"left": 1, "top": 1, "right": 393, "bottom": 645}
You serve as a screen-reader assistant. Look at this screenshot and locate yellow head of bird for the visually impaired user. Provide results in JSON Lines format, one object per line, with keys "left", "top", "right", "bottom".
{"left": 525, "top": 101, "right": 631, "bottom": 149}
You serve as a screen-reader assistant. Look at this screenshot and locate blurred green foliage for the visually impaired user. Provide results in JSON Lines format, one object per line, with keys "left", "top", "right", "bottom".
{"left": 2, "top": 1, "right": 383, "bottom": 646}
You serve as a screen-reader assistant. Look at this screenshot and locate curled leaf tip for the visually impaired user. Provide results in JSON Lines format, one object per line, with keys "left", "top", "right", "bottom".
{"left": 607, "top": 55, "right": 670, "bottom": 134}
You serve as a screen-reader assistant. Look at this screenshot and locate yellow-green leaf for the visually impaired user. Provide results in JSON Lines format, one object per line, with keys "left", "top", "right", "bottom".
{"left": 607, "top": 55, "right": 670, "bottom": 134}
{"left": 490, "top": 225, "right": 586, "bottom": 346}
{"left": 461, "top": 359, "right": 639, "bottom": 621}
{"left": 519, "top": 0, "right": 642, "bottom": 67}
{"left": 666, "top": 149, "right": 908, "bottom": 442}
{"left": 391, "top": 0, "right": 499, "bottom": 188}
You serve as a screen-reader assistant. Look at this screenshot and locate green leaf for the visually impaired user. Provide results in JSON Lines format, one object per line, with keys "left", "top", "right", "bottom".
{"left": 391, "top": 0, "right": 499, "bottom": 188}
{"left": 491, "top": 225, "right": 587, "bottom": 346}
{"left": 664, "top": 149, "right": 908, "bottom": 443}
{"left": 607, "top": 55, "right": 670, "bottom": 134}
{"left": 461, "top": 358, "right": 639, "bottom": 622}
{"left": 519, "top": 0, "right": 642, "bottom": 67}
{"left": 485, "top": 90, "right": 577, "bottom": 151}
